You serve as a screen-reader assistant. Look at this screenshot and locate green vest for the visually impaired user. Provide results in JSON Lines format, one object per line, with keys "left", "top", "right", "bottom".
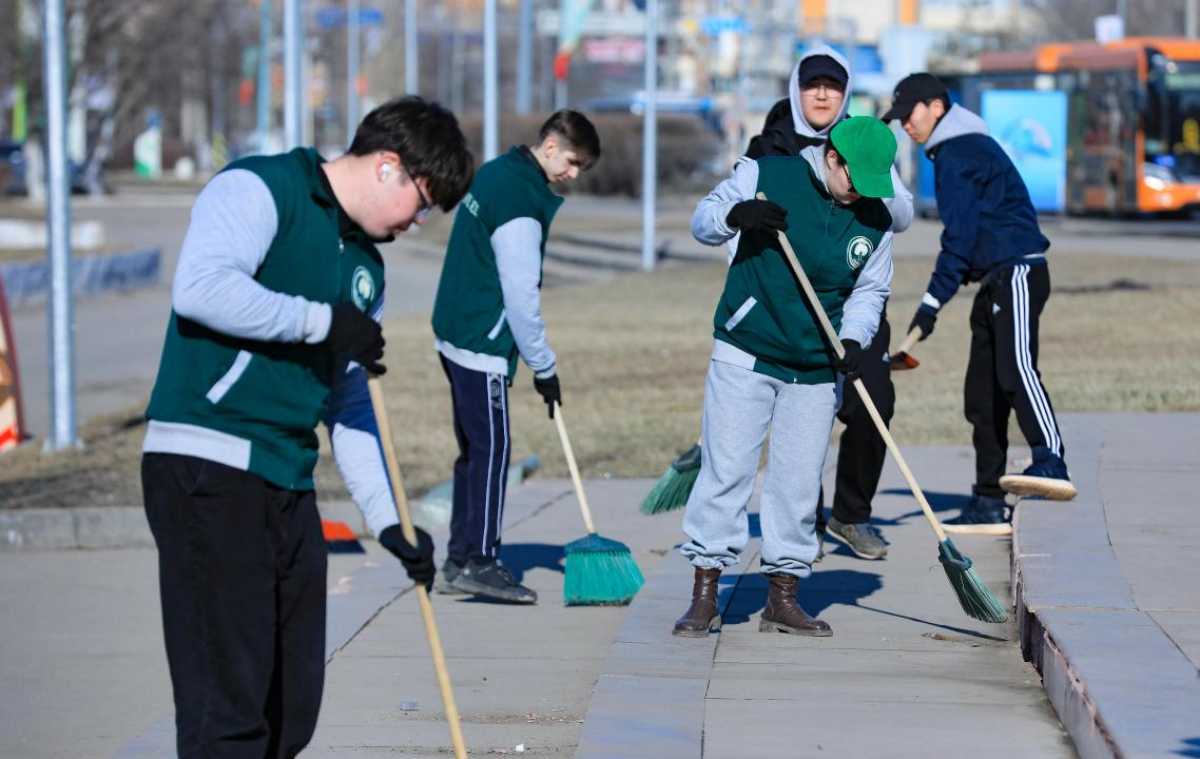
{"left": 713, "top": 156, "right": 890, "bottom": 384}
{"left": 431, "top": 147, "right": 563, "bottom": 376}
{"left": 145, "top": 148, "right": 385, "bottom": 490}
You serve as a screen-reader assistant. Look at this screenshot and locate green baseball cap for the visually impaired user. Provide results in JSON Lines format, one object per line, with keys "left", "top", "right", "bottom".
{"left": 829, "top": 116, "right": 897, "bottom": 199}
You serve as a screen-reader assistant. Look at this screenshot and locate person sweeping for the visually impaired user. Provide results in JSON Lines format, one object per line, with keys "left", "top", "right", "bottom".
{"left": 431, "top": 110, "right": 600, "bottom": 604}
{"left": 140, "top": 97, "right": 475, "bottom": 757}
{"left": 673, "top": 116, "right": 896, "bottom": 639}
{"left": 884, "top": 73, "right": 1076, "bottom": 523}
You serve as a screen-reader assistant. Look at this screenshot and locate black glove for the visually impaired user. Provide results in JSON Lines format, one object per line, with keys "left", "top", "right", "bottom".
{"left": 909, "top": 308, "right": 937, "bottom": 342}
{"left": 327, "top": 303, "right": 386, "bottom": 374}
{"left": 379, "top": 524, "right": 435, "bottom": 591}
{"left": 533, "top": 374, "right": 561, "bottom": 419}
{"left": 836, "top": 339, "right": 864, "bottom": 382}
{"left": 725, "top": 199, "right": 788, "bottom": 235}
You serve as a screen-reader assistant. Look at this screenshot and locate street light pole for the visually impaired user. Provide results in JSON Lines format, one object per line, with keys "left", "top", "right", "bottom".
{"left": 284, "top": 0, "right": 303, "bottom": 149}
{"left": 347, "top": 0, "right": 360, "bottom": 142}
{"left": 1188, "top": 0, "right": 1198, "bottom": 39}
{"left": 516, "top": 0, "right": 533, "bottom": 115}
{"left": 405, "top": 0, "right": 418, "bottom": 94}
{"left": 42, "top": 0, "right": 76, "bottom": 449}
{"left": 484, "top": 0, "right": 498, "bottom": 161}
{"left": 257, "top": 0, "right": 272, "bottom": 151}
{"left": 641, "top": 0, "right": 658, "bottom": 272}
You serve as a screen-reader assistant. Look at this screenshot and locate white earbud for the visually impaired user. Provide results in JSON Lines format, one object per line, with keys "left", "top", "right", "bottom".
{"left": 380, "top": 164, "right": 392, "bottom": 181}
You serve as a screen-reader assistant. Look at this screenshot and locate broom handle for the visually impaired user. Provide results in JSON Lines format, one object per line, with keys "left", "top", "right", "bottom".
{"left": 551, "top": 402, "right": 597, "bottom": 535}
{"left": 759, "top": 204, "right": 949, "bottom": 544}
{"left": 896, "top": 327, "right": 921, "bottom": 356}
{"left": 367, "top": 377, "right": 468, "bottom": 759}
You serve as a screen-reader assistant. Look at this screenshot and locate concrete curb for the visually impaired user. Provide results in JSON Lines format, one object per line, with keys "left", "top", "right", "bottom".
{"left": 1, "top": 506, "right": 154, "bottom": 550}
{"left": 0, "top": 246, "right": 161, "bottom": 306}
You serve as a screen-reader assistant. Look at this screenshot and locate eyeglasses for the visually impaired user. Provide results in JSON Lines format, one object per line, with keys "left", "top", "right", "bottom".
{"left": 400, "top": 166, "right": 433, "bottom": 223}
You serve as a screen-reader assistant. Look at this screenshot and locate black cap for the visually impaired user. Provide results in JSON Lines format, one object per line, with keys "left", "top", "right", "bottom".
{"left": 797, "top": 55, "right": 848, "bottom": 89}
{"left": 881, "top": 72, "right": 948, "bottom": 123}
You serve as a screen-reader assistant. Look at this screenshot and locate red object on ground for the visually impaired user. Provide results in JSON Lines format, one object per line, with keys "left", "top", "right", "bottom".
{"left": 322, "top": 520, "right": 365, "bottom": 554}
{"left": 0, "top": 277, "right": 26, "bottom": 453}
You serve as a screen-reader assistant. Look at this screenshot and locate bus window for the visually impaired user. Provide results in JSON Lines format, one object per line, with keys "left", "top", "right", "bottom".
{"left": 1145, "top": 51, "right": 1200, "bottom": 182}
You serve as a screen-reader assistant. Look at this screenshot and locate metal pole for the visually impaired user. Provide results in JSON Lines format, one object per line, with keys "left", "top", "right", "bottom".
{"left": 641, "top": 0, "right": 658, "bottom": 272}
{"left": 405, "top": 0, "right": 418, "bottom": 94}
{"left": 484, "top": 0, "right": 499, "bottom": 161}
{"left": 516, "top": 0, "right": 533, "bottom": 115}
{"left": 43, "top": 0, "right": 76, "bottom": 449}
{"left": 347, "top": 0, "right": 360, "bottom": 143}
{"left": 257, "top": 0, "right": 271, "bottom": 151}
{"left": 1116, "top": 0, "right": 1127, "bottom": 27}
{"left": 284, "top": 0, "right": 303, "bottom": 149}
{"left": 1188, "top": 0, "right": 1198, "bottom": 39}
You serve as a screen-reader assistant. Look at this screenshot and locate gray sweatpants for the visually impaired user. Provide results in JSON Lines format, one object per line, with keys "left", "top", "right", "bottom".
{"left": 680, "top": 358, "right": 840, "bottom": 578}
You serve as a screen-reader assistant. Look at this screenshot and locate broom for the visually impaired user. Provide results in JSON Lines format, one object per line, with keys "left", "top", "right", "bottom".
{"left": 639, "top": 438, "right": 702, "bottom": 515}
{"left": 762, "top": 196, "right": 1007, "bottom": 624}
{"left": 367, "top": 377, "right": 469, "bottom": 759}
{"left": 551, "top": 402, "right": 646, "bottom": 605}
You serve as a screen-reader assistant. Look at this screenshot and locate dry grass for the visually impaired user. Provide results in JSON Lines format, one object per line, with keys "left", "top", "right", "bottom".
{"left": 2, "top": 250, "right": 1198, "bottom": 509}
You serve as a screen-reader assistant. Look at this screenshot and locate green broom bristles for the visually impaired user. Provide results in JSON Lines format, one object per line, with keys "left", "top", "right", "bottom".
{"left": 937, "top": 538, "right": 1008, "bottom": 623}
{"left": 639, "top": 443, "right": 702, "bottom": 515}
{"left": 563, "top": 533, "right": 645, "bottom": 606}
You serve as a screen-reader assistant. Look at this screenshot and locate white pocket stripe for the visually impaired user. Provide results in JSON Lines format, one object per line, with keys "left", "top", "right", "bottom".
{"left": 724, "top": 296, "right": 758, "bottom": 332}
{"left": 487, "top": 310, "right": 507, "bottom": 340}
{"left": 205, "top": 350, "right": 253, "bottom": 404}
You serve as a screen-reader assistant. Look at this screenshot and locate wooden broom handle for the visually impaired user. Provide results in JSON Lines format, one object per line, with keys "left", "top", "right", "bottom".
{"left": 552, "top": 402, "right": 597, "bottom": 535}
{"left": 896, "top": 327, "right": 921, "bottom": 356}
{"left": 756, "top": 195, "right": 949, "bottom": 544}
{"left": 367, "top": 377, "right": 468, "bottom": 759}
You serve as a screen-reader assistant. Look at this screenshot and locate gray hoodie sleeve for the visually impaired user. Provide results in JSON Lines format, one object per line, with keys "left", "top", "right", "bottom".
{"left": 884, "top": 166, "right": 914, "bottom": 233}
{"left": 692, "top": 158, "right": 760, "bottom": 246}
{"left": 839, "top": 231, "right": 894, "bottom": 348}
{"left": 493, "top": 217, "right": 557, "bottom": 377}
{"left": 171, "top": 169, "right": 332, "bottom": 344}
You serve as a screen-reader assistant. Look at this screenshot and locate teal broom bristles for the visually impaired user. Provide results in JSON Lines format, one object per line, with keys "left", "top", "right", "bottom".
{"left": 564, "top": 533, "right": 645, "bottom": 606}
{"left": 937, "top": 538, "right": 1008, "bottom": 623}
{"left": 640, "top": 443, "right": 702, "bottom": 515}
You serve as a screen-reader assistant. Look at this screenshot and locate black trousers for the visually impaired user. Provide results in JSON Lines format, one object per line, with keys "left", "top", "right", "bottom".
{"left": 441, "top": 355, "right": 511, "bottom": 564}
{"left": 817, "top": 314, "right": 895, "bottom": 527}
{"left": 142, "top": 453, "right": 327, "bottom": 759}
{"left": 965, "top": 262, "right": 1065, "bottom": 498}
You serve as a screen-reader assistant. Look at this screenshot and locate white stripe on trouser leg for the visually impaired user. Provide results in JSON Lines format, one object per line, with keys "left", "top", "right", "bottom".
{"left": 1011, "top": 266, "right": 1061, "bottom": 456}
{"left": 1012, "top": 266, "right": 1058, "bottom": 454}
{"left": 1020, "top": 266, "right": 1062, "bottom": 455}
{"left": 495, "top": 377, "right": 510, "bottom": 555}
{"left": 482, "top": 375, "right": 496, "bottom": 555}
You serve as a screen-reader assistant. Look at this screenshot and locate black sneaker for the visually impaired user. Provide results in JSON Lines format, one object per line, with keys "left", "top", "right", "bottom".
{"left": 825, "top": 517, "right": 888, "bottom": 560}
{"left": 435, "top": 558, "right": 467, "bottom": 595}
{"left": 947, "top": 495, "right": 1010, "bottom": 525}
{"left": 1000, "top": 452, "right": 1077, "bottom": 501}
{"left": 449, "top": 558, "right": 538, "bottom": 604}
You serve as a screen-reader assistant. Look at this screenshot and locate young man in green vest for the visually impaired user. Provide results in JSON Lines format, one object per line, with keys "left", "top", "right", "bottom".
{"left": 140, "top": 97, "right": 474, "bottom": 758}
{"left": 674, "top": 116, "right": 896, "bottom": 639}
{"left": 431, "top": 110, "right": 600, "bottom": 604}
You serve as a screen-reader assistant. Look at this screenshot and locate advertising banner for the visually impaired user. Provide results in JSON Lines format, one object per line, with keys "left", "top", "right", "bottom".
{"left": 982, "top": 89, "right": 1068, "bottom": 213}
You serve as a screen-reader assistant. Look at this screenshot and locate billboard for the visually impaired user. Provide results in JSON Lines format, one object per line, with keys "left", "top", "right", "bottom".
{"left": 982, "top": 90, "right": 1068, "bottom": 213}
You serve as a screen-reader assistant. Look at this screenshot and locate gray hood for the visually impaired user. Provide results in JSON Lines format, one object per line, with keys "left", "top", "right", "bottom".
{"left": 787, "top": 45, "right": 853, "bottom": 190}
{"left": 925, "top": 103, "right": 989, "bottom": 154}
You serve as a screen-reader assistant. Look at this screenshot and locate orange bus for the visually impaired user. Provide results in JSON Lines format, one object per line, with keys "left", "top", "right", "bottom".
{"left": 977, "top": 37, "right": 1200, "bottom": 215}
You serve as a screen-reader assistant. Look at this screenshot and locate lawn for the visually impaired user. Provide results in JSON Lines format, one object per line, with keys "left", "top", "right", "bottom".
{"left": 2, "top": 249, "right": 1197, "bottom": 509}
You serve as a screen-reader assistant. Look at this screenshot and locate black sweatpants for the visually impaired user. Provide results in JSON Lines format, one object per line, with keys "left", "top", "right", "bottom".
{"left": 441, "top": 355, "right": 511, "bottom": 564}
{"left": 965, "top": 262, "right": 1064, "bottom": 498}
{"left": 142, "top": 453, "right": 327, "bottom": 759}
{"left": 817, "top": 313, "right": 895, "bottom": 528}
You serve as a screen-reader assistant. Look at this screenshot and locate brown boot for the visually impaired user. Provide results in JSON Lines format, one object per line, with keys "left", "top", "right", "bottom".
{"left": 672, "top": 568, "right": 722, "bottom": 638}
{"left": 759, "top": 573, "right": 832, "bottom": 637}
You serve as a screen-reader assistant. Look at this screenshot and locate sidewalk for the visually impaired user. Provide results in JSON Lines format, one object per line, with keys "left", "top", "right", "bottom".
{"left": 577, "top": 447, "right": 1073, "bottom": 759}
{"left": 1013, "top": 413, "right": 1200, "bottom": 758}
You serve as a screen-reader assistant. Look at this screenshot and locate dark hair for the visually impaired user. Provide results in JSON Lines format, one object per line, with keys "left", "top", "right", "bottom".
{"left": 349, "top": 96, "right": 474, "bottom": 211}
{"left": 537, "top": 110, "right": 601, "bottom": 168}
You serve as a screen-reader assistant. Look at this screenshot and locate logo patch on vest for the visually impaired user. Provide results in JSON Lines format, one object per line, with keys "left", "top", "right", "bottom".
{"left": 351, "top": 266, "right": 376, "bottom": 311}
{"left": 846, "top": 236, "right": 874, "bottom": 270}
